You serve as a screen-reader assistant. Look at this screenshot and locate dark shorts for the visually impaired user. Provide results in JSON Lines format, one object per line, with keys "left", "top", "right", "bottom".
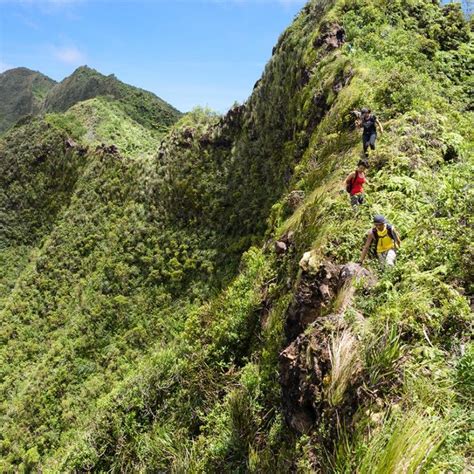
{"left": 363, "top": 133, "right": 377, "bottom": 151}
{"left": 351, "top": 193, "right": 365, "bottom": 206}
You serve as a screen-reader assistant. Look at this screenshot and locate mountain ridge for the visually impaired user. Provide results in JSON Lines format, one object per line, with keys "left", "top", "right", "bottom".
{"left": 0, "top": 67, "right": 56, "bottom": 133}
{"left": 0, "top": 0, "right": 472, "bottom": 471}
{"left": 0, "top": 65, "right": 181, "bottom": 135}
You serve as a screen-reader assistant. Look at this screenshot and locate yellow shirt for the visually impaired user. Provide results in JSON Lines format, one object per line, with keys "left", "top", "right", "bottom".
{"left": 376, "top": 227, "right": 394, "bottom": 253}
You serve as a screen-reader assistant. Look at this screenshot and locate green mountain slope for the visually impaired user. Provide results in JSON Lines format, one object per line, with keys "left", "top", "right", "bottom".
{"left": 43, "top": 65, "right": 182, "bottom": 132}
{"left": 46, "top": 96, "right": 163, "bottom": 157}
{"left": 0, "top": 0, "right": 472, "bottom": 472}
{"left": 0, "top": 66, "right": 181, "bottom": 136}
{"left": 0, "top": 119, "right": 87, "bottom": 309}
{"left": 0, "top": 68, "right": 56, "bottom": 134}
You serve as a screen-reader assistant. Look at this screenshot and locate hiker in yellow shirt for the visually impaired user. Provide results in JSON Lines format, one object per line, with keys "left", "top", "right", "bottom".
{"left": 359, "top": 215, "right": 401, "bottom": 268}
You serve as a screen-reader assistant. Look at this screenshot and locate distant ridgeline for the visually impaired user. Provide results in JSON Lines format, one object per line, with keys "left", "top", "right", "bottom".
{"left": 0, "top": 65, "right": 181, "bottom": 134}
{"left": 0, "top": 1, "right": 473, "bottom": 472}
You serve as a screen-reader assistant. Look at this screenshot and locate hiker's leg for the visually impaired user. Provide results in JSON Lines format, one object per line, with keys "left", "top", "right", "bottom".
{"left": 350, "top": 194, "right": 359, "bottom": 207}
{"left": 358, "top": 193, "right": 365, "bottom": 205}
{"left": 378, "top": 251, "right": 386, "bottom": 268}
{"left": 385, "top": 249, "right": 396, "bottom": 266}
{"left": 363, "top": 135, "right": 369, "bottom": 156}
{"left": 369, "top": 133, "right": 377, "bottom": 150}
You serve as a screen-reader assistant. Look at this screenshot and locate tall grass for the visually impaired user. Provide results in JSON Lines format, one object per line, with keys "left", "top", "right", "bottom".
{"left": 327, "top": 330, "right": 361, "bottom": 406}
{"left": 364, "top": 323, "right": 403, "bottom": 388}
{"left": 357, "top": 410, "right": 446, "bottom": 474}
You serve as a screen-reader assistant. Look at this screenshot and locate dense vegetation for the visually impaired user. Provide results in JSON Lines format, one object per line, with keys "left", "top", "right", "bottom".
{"left": 43, "top": 65, "right": 181, "bottom": 133}
{"left": 0, "top": 0, "right": 472, "bottom": 472}
{"left": 0, "top": 68, "right": 56, "bottom": 133}
{"left": 0, "top": 65, "right": 181, "bottom": 137}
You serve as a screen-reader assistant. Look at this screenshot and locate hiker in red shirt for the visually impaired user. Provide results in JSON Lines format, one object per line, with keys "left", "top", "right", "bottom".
{"left": 345, "top": 159, "right": 369, "bottom": 207}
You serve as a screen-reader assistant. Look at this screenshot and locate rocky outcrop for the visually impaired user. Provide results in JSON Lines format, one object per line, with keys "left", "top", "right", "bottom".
{"left": 287, "top": 190, "right": 305, "bottom": 210}
{"left": 314, "top": 23, "right": 346, "bottom": 50}
{"left": 280, "top": 260, "right": 373, "bottom": 433}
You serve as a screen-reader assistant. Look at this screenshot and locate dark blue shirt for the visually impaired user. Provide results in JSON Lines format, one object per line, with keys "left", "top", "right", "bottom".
{"left": 362, "top": 114, "right": 377, "bottom": 135}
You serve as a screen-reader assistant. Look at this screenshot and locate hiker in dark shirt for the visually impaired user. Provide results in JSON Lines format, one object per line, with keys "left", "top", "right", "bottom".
{"left": 360, "top": 108, "right": 383, "bottom": 157}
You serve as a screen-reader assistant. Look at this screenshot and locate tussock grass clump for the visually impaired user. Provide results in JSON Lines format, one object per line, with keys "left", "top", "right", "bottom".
{"left": 327, "top": 330, "right": 361, "bottom": 406}
{"left": 357, "top": 410, "right": 446, "bottom": 474}
{"left": 364, "top": 323, "right": 403, "bottom": 389}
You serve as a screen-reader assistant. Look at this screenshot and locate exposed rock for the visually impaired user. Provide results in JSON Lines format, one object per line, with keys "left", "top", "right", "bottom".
{"left": 65, "top": 138, "right": 78, "bottom": 149}
{"left": 299, "top": 68, "right": 311, "bottom": 88}
{"left": 275, "top": 240, "right": 287, "bottom": 255}
{"left": 340, "top": 261, "right": 371, "bottom": 282}
{"left": 298, "top": 250, "right": 320, "bottom": 274}
{"left": 275, "top": 229, "right": 296, "bottom": 255}
{"left": 212, "top": 132, "right": 233, "bottom": 149}
{"left": 280, "top": 319, "right": 333, "bottom": 433}
{"left": 95, "top": 143, "right": 119, "bottom": 155}
{"left": 287, "top": 260, "right": 340, "bottom": 340}
{"left": 222, "top": 103, "right": 245, "bottom": 127}
{"left": 333, "top": 69, "right": 353, "bottom": 93}
{"left": 349, "top": 109, "right": 363, "bottom": 130}
{"left": 198, "top": 132, "right": 212, "bottom": 147}
{"left": 314, "top": 23, "right": 346, "bottom": 50}
{"left": 287, "top": 190, "right": 305, "bottom": 210}
{"left": 182, "top": 127, "right": 194, "bottom": 139}
{"left": 280, "top": 260, "right": 373, "bottom": 433}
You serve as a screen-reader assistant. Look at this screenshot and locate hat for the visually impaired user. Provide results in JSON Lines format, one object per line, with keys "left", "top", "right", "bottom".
{"left": 361, "top": 107, "right": 369, "bottom": 114}
{"left": 373, "top": 214, "right": 386, "bottom": 224}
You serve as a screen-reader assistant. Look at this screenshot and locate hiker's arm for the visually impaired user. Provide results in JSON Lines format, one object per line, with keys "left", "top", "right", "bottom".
{"left": 393, "top": 228, "right": 401, "bottom": 248}
{"left": 359, "top": 233, "right": 373, "bottom": 264}
{"left": 376, "top": 118, "right": 384, "bottom": 133}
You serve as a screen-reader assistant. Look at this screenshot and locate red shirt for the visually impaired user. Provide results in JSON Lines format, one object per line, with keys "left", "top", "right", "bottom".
{"left": 350, "top": 171, "right": 366, "bottom": 195}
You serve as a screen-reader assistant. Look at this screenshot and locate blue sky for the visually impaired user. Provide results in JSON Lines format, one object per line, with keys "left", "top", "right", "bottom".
{"left": 0, "top": 0, "right": 307, "bottom": 112}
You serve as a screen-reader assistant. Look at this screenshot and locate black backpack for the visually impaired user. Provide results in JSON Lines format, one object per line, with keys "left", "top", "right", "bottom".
{"left": 346, "top": 171, "right": 358, "bottom": 193}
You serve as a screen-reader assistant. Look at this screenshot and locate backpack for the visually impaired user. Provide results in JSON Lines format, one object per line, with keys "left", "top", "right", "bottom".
{"left": 346, "top": 171, "right": 358, "bottom": 193}
{"left": 371, "top": 224, "right": 399, "bottom": 250}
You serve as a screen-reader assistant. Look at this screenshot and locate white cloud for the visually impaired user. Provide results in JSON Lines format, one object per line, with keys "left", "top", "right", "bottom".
{"left": 0, "top": 61, "right": 14, "bottom": 72}
{"left": 53, "top": 45, "right": 86, "bottom": 64}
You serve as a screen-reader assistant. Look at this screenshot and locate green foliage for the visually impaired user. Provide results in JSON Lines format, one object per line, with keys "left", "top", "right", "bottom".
{"left": 0, "top": 119, "right": 85, "bottom": 246}
{"left": 0, "top": 0, "right": 472, "bottom": 472}
{"left": 364, "top": 323, "right": 403, "bottom": 389}
{"left": 45, "top": 111, "right": 87, "bottom": 140}
{"left": 327, "top": 330, "right": 360, "bottom": 406}
{"left": 61, "top": 96, "right": 162, "bottom": 157}
{"left": 455, "top": 344, "right": 474, "bottom": 402}
{"left": 0, "top": 68, "right": 56, "bottom": 134}
{"left": 44, "top": 65, "right": 181, "bottom": 132}
{"left": 357, "top": 410, "right": 446, "bottom": 474}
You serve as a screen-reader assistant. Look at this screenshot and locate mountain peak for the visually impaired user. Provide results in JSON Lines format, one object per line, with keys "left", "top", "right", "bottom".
{"left": 0, "top": 68, "right": 56, "bottom": 133}
{"left": 44, "top": 66, "right": 181, "bottom": 130}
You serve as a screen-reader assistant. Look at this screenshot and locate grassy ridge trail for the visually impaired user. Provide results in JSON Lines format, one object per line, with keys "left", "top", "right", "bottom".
{"left": 0, "top": 0, "right": 472, "bottom": 471}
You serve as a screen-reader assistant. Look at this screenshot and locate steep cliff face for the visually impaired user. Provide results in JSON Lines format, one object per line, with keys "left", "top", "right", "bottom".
{"left": 0, "top": 66, "right": 181, "bottom": 136}
{"left": 0, "top": 68, "right": 56, "bottom": 133}
{"left": 0, "top": 1, "right": 472, "bottom": 472}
